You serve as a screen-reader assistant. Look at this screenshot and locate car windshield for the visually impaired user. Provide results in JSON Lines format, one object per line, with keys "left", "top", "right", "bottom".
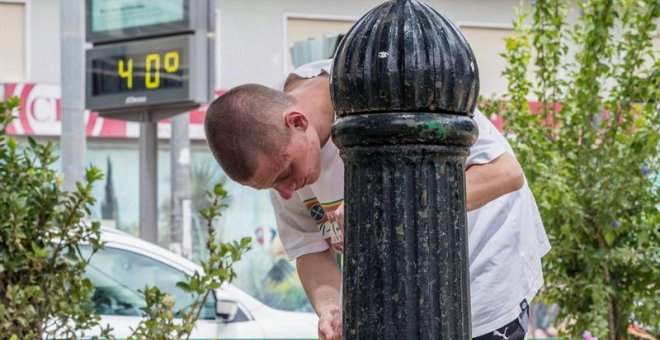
{"left": 84, "top": 253, "right": 145, "bottom": 316}
{"left": 80, "top": 245, "right": 215, "bottom": 319}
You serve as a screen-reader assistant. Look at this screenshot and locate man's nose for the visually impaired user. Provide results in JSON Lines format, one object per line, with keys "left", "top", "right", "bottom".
{"left": 273, "top": 181, "right": 295, "bottom": 199}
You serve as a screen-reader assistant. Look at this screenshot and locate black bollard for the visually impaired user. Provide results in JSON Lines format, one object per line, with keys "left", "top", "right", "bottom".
{"left": 330, "top": 0, "right": 479, "bottom": 339}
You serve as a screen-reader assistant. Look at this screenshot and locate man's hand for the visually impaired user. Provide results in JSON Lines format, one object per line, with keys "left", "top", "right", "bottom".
{"left": 318, "top": 308, "right": 342, "bottom": 340}
{"left": 326, "top": 203, "right": 345, "bottom": 253}
{"left": 297, "top": 250, "right": 342, "bottom": 339}
{"left": 327, "top": 203, "right": 344, "bottom": 234}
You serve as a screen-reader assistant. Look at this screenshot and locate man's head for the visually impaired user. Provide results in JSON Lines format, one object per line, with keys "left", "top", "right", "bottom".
{"left": 204, "top": 83, "right": 322, "bottom": 199}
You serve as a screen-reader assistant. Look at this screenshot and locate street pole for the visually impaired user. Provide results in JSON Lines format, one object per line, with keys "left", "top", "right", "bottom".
{"left": 170, "top": 113, "right": 191, "bottom": 258}
{"left": 60, "top": 0, "right": 85, "bottom": 191}
{"left": 140, "top": 113, "right": 158, "bottom": 244}
{"left": 331, "top": 0, "right": 479, "bottom": 339}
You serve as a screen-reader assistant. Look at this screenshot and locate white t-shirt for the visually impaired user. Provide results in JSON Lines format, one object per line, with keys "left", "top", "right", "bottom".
{"left": 270, "top": 59, "right": 551, "bottom": 337}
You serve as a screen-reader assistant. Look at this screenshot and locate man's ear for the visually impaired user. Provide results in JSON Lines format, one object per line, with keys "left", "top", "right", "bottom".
{"left": 283, "top": 111, "right": 309, "bottom": 130}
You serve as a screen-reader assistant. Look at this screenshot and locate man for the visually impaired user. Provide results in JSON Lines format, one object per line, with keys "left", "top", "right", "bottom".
{"left": 204, "top": 59, "right": 551, "bottom": 340}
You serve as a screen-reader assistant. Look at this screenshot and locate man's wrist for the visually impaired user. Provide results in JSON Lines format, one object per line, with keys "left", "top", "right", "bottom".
{"left": 319, "top": 305, "right": 341, "bottom": 313}
{"left": 317, "top": 304, "right": 341, "bottom": 316}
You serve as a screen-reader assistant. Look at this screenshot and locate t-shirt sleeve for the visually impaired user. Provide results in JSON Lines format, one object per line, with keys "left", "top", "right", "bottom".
{"left": 292, "top": 59, "right": 332, "bottom": 78}
{"left": 466, "top": 110, "right": 509, "bottom": 167}
{"left": 281, "top": 59, "right": 333, "bottom": 90}
{"left": 270, "top": 190, "right": 329, "bottom": 261}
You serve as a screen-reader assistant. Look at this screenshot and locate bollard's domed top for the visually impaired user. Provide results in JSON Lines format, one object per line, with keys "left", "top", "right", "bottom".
{"left": 330, "top": 0, "right": 479, "bottom": 117}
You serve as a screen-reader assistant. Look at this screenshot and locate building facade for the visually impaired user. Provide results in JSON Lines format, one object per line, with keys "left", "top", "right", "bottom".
{"left": 2, "top": 0, "right": 536, "bottom": 93}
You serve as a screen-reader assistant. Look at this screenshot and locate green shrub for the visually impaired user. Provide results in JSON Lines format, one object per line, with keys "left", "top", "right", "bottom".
{"left": 0, "top": 96, "right": 109, "bottom": 339}
{"left": 481, "top": 0, "right": 659, "bottom": 339}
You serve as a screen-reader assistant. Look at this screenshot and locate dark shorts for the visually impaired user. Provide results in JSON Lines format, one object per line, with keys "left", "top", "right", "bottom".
{"left": 473, "top": 300, "right": 529, "bottom": 340}
{"left": 473, "top": 317, "right": 527, "bottom": 340}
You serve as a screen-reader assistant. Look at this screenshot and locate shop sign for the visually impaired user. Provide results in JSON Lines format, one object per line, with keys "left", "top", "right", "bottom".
{"left": 1, "top": 82, "right": 218, "bottom": 140}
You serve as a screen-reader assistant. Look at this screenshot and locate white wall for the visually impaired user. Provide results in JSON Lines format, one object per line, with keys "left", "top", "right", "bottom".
{"left": 0, "top": 1, "right": 26, "bottom": 82}
{"left": 29, "top": 0, "right": 60, "bottom": 83}
{"left": 217, "top": 0, "right": 527, "bottom": 88}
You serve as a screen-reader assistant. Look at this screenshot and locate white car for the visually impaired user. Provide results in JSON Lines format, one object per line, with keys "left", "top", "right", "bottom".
{"left": 82, "top": 227, "right": 318, "bottom": 339}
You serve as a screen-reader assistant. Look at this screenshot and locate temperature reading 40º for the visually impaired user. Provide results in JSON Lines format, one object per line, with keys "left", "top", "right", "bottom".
{"left": 117, "top": 50, "right": 180, "bottom": 90}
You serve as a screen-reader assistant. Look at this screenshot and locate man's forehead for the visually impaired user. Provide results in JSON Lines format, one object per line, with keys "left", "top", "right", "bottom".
{"left": 245, "top": 152, "right": 285, "bottom": 189}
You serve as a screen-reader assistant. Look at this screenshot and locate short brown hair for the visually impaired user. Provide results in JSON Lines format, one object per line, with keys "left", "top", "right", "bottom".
{"left": 204, "top": 84, "right": 296, "bottom": 182}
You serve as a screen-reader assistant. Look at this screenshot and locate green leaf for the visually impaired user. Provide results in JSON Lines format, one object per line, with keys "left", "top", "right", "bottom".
{"left": 213, "top": 183, "right": 227, "bottom": 197}
{"left": 207, "top": 281, "right": 222, "bottom": 290}
{"left": 30, "top": 242, "right": 48, "bottom": 260}
{"left": 27, "top": 137, "right": 37, "bottom": 149}
{"left": 7, "top": 137, "right": 16, "bottom": 150}
{"left": 175, "top": 281, "right": 191, "bottom": 292}
{"left": 603, "top": 230, "right": 616, "bottom": 246}
{"left": 65, "top": 245, "right": 80, "bottom": 261}
{"left": 213, "top": 268, "right": 229, "bottom": 280}
{"left": 240, "top": 237, "right": 252, "bottom": 248}
{"left": 8, "top": 96, "right": 20, "bottom": 108}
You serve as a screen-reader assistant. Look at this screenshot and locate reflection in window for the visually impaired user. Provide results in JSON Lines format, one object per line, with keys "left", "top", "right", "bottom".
{"left": 81, "top": 246, "right": 216, "bottom": 319}
{"left": 286, "top": 17, "right": 353, "bottom": 71}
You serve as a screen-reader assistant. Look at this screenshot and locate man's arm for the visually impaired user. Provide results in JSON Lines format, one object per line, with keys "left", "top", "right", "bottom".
{"left": 297, "top": 249, "right": 342, "bottom": 340}
{"left": 466, "top": 152, "right": 525, "bottom": 211}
